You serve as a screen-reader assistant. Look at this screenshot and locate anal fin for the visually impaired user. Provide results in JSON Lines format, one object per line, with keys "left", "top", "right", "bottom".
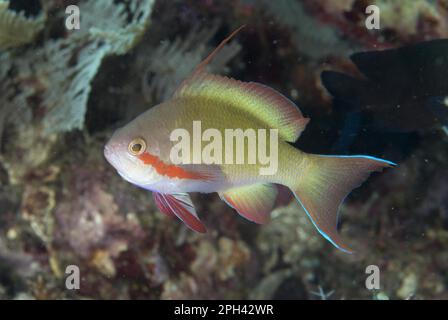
{"left": 219, "top": 183, "right": 278, "bottom": 224}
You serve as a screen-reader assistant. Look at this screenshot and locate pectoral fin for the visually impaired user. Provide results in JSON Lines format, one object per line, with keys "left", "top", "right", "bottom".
{"left": 153, "top": 192, "right": 206, "bottom": 233}
{"left": 219, "top": 183, "right": 278, "bottom": 224}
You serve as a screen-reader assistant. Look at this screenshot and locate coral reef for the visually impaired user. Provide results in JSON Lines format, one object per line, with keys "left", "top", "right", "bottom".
{"left": 303, "top": 0, "right": 448, "bottom": 47}
{"left": 252, "top": 0, "right": 358, "bottom": 60}
{"left": 140, "top": 22, "right": 241, "bottom": 103}
{"left": 0, "top": 0, "right": 447, "bottom": 300}
{"left": 0, "top": 0, "right": 45, "bottom": 50}
{"left": 0, "top": 0, "right": 154, "bottom": 183}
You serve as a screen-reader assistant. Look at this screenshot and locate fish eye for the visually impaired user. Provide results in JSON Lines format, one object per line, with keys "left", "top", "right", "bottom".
{"left": 128, "top": 137, "right": 146, "bottom": 156}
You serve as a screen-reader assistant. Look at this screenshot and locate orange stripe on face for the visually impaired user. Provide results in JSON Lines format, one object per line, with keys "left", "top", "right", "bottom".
{"left": 137, "top": 152, "right": 210, "bottom": 180}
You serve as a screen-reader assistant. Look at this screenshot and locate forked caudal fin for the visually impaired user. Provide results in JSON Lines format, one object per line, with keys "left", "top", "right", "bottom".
{"left": 289, "top": 154, "right": 396, "bottom": 253}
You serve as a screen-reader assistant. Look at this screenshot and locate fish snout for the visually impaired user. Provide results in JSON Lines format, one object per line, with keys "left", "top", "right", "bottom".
{"left": 104, "top": 141, "right": 119, "bottom": 167}
{"left": 103, "top": 143, "right": 112, "bottom": 161}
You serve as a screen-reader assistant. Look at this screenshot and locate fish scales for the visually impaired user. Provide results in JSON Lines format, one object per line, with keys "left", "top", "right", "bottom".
{"left": 104, "top": 26, "right": 395, "bottom": 253}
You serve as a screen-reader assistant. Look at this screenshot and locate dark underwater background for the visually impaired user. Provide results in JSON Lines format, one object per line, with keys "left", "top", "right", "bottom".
{"left": 0, "top": 0, "right": 447, "bottom": 299}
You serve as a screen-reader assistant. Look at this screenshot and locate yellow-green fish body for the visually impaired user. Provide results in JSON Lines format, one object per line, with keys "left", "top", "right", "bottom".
{"left": 134, "top": 95, "right": 303, "bottom": 186}
{"left": 104, "top": 26, "right": 395, "bottom": 253}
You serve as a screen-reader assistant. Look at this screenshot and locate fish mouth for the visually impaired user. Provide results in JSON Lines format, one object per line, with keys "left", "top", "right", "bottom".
{"left": 103, "top": 143, "right": 120, "bottom": 169}
{"left": 103, "top": 143, "right": 129, "bottom": 180}
{"left": 104, "top": 146, "right": 128, "bottom": 181}
{"left": 103, "top": 144, "right": 113, "bottom": 164}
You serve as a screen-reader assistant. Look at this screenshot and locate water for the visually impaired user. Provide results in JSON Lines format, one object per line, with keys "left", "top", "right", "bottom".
{"left": 0, "top": 0, "right": 447, "bottom": 300}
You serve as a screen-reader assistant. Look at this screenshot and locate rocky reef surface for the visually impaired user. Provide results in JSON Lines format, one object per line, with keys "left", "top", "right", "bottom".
{"left": 0, "top": 0, "right": 447, "bottom": 299}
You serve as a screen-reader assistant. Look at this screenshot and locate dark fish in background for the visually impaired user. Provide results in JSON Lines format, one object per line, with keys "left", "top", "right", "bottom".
{"left": 425, "top": 96, "right": 448, "bottom": 135}
{"left": 330, "top": 111, "right": 362, "bottom": 153}
{"left": 321, "top": 39, "right": 448, "bottom": 133}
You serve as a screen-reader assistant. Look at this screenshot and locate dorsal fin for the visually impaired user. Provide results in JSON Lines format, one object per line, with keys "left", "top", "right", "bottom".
{"left": 173, "top": 26, "right": 309, "bottom": 142}
{"left": 194, "top": 25, "right": 245, "bottom": 76}
{"left": 174, "top": 25, "right": 245, "bottom": 96}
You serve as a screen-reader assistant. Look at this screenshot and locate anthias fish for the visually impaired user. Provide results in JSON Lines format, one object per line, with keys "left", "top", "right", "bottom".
{"left": 104, "top": 26, "right": 395, "bottom": 253}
